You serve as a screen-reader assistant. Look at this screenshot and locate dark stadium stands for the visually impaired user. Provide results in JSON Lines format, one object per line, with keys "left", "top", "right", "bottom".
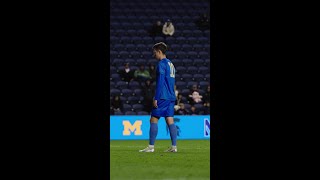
{"left": 110, "top": 0, "right": 211, "bottom": 115}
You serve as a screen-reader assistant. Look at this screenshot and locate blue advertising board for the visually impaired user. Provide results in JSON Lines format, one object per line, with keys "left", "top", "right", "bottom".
{"left": 110, "top": 115, "right": 210, "bottom": 140}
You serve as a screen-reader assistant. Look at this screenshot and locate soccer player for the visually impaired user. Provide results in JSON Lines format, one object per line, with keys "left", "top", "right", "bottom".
{"left": 139, "top": 42, "right": 178, "bottom": 153}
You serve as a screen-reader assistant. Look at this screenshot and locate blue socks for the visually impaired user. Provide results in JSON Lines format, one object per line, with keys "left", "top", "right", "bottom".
{"left": 149, "top": 122, "right": 177, "bottom": 146}
{"left": 149, "top": 123, "right": 158, "bottom": 145}
{"left": 168, "top": 124, "right": 177, "bottom": 146}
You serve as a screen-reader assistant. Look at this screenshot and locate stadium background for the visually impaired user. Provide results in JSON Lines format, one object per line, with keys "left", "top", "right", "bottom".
{"left": 110, "top": 0, "right": 212, "bottom": 116}
{"left": 110, "top": 0, "right": 211, "bottom": 179}
{"left": 109, "top": 0, "right": 212, "bottom": 140}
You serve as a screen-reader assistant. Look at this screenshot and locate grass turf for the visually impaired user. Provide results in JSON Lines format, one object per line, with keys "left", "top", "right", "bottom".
{"left": 110, "top": 140, "right": 210, "bottom": 180}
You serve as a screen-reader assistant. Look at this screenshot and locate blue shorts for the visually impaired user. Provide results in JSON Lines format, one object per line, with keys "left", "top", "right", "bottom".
{"left": 151, "top": 99, "right": 175, "bottom": 118}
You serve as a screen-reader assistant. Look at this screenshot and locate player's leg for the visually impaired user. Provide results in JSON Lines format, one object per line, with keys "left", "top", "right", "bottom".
{"left": 140, "top": 99, "right": 163, "bottom": 152}
{"left": 164, "top": 100, "right": 178, "bottom": 152}
{"left": 139, "top": 116, "right": 159, "bottom": 152}
{"left": 164, "top": 117, "right": 177, "bottom": 152}
{"left": 149, "top": 116, "right": 159, "bottom": 146}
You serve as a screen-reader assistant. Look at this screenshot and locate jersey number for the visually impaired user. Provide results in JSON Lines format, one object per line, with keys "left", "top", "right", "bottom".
{"left": 168, "top": 62, "right": 175, "bottom": 78}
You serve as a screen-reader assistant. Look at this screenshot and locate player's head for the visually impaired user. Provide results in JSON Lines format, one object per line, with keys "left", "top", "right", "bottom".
{"left": 152, "top": 42, "right": 167, "bottom": 60}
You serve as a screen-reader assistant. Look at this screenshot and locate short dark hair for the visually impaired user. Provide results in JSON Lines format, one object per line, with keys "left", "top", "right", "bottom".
{"left": 152, "top": 42, "right": 167, "bottom": 54}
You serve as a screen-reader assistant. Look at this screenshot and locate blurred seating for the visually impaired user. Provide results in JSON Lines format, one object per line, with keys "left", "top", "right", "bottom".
{"left": 110, "top": 0, "right": 211, "bottom": 115}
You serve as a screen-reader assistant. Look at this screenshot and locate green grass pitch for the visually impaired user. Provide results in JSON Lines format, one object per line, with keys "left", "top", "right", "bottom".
{"left": 110, "top": 139, "right": 210, "bottom": 180}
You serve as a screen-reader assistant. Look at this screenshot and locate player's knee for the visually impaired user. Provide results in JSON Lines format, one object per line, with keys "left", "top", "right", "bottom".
{"left": 165, "top": 117, "right": 174, "bottom": 125}
{"left": 150, "top": 116, "right": 159, "bottom": 123}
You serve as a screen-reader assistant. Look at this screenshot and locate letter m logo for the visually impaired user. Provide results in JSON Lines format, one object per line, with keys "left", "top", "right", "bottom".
{"left": 122, "top": 120, "right": 142, "bottom": 136}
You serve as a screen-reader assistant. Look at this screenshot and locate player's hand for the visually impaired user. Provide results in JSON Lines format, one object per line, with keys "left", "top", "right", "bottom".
{"left": 153, "top": 100, "right": 158, "bottom": 108}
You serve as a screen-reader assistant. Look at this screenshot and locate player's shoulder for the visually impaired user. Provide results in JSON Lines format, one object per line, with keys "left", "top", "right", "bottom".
{"left": 159, "top": 58, "right": 172, "bottom": 66}
{"left": 163, "top": 58, "right": 172, "bottom": 63}
{"left": 159, "top": 59, "right": 167, "bottom": 65}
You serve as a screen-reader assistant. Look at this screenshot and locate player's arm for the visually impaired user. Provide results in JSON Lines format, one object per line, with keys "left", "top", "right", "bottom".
{"left": 154, "top": 63, "right": 165, "bottom": 107}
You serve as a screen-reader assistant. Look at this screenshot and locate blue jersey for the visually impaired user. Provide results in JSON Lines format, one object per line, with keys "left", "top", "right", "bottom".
{"left": 154, "top": 58, "right": 176, "bottom": 101}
